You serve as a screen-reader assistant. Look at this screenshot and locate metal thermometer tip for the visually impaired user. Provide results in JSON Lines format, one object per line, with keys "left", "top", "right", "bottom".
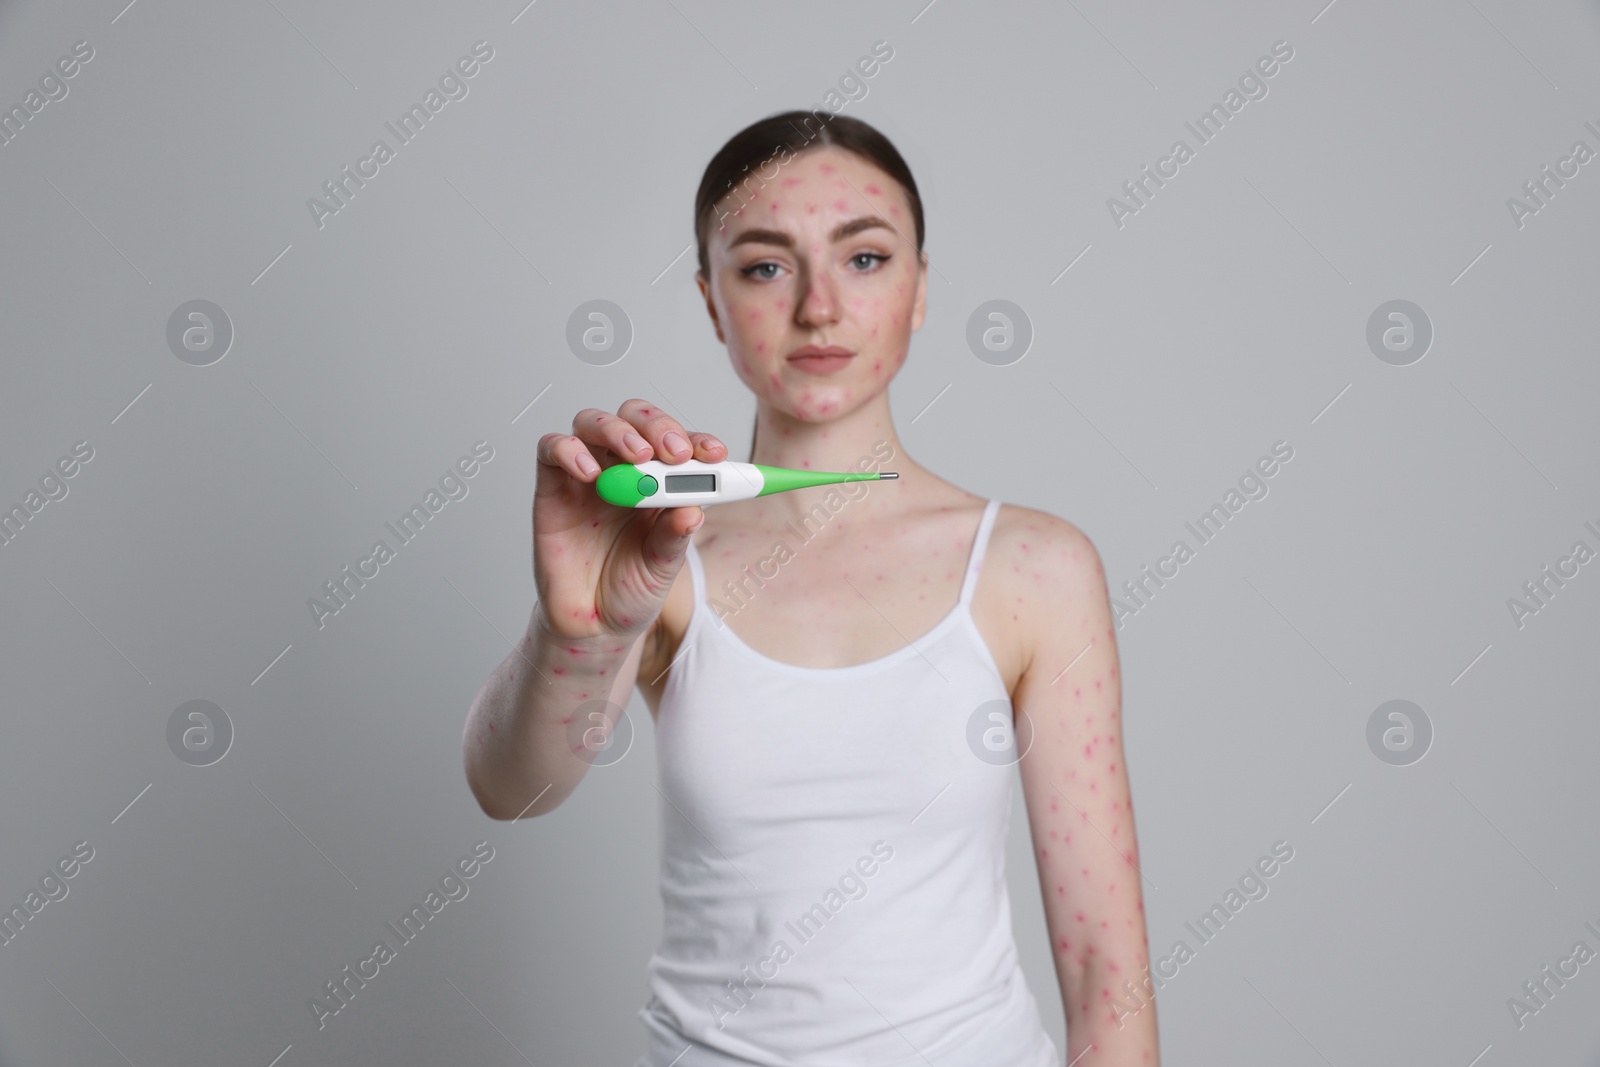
{"left": 879, "top": 472, "right": 898, "bottom": 479}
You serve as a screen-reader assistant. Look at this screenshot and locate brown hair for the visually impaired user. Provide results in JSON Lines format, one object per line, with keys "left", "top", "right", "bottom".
{"left": 692, "top": 110, "right": 926, "bottom": 459}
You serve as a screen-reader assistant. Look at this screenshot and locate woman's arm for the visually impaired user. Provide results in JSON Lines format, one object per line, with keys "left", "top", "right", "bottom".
{"left": 1010, "top": 514, "right": 1159, "bottom": 1065}
{"left": 462, "top": 600, "right": 648, "bottom": 820}
{"left": 461, "top": 402, "right": 724, "bottom": 820}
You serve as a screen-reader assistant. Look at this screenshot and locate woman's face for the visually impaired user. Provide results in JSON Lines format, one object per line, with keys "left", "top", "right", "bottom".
{"left": 697, "top": 145, "right": 928, "bottom": 422}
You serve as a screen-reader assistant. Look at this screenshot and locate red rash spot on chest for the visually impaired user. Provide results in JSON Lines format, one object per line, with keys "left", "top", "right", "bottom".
{"left": 819, "top": 163, "right": 835, "bottom": 173}
{"left": 782, "top": 177, "right": 802, "bottom": 188}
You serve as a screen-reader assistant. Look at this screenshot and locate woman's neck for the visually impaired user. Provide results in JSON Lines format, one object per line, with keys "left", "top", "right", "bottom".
{"left": 741, "top": 393, "right": 937, "bottom": 527}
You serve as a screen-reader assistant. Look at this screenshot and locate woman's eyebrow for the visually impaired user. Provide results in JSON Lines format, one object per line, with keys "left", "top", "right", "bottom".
{"left": 726, "top": 215, "right": 893, "bottom": 251}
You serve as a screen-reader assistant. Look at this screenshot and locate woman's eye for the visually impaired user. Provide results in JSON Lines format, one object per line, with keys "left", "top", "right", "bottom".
{"left": 740, "top": 262, "right": 782, "bottom": 280}
{"left": 850, "top": 252, "right": 889, "bottom": 271}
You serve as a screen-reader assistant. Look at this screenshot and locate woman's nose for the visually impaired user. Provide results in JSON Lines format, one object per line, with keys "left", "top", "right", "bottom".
{"left": 795, "top": 268, "right": 838, "bottom": 325}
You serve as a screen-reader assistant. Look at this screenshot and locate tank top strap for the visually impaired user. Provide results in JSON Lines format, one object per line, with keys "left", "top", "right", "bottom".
{"left": 957, "top": 498, "right": 1003, "bottom": 609}
{"left": 683, "top": 535, "right": 707, "bottom": 605}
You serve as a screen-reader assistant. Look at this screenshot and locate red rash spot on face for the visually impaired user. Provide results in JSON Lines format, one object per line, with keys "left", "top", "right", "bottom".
{"left": 756, "top": 341, "right": 766, "bottom": 353}
{"left": 889, "top": 205, "right": 901, "bottom": 217}
{"left": 833, "top": 199, "right": 848, "bottom": 212}
{"left": 865, "top": 183, "right": 882, "bottom": 196}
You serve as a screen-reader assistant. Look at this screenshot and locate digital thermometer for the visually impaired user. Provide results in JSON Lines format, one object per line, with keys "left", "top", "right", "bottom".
{"left": 595, "top": 458, "right": 898, "bottom": 508}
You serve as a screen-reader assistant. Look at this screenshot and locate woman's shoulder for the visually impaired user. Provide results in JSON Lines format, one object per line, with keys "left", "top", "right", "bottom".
{"left": 984, "top": 500, "right": 1107, "bottom": 599}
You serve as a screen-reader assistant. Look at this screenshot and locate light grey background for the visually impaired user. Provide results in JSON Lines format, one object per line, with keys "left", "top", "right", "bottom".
{"left": 2, "top": 0, "right": 1598, "bottom": 1064}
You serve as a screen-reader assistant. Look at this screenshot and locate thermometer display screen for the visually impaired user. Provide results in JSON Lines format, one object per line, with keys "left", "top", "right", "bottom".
{"left": 664, "top": 474, "right": 715, "bottom": 494}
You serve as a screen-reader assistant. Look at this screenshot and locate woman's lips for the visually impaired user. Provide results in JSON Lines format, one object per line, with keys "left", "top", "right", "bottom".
{"left": 787, "top": 345, "right": 855, "bottom": 375}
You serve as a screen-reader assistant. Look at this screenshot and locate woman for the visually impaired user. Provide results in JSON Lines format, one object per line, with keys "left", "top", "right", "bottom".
{"left": 462, "top": 111, "right": 1160, "bottom": 1066}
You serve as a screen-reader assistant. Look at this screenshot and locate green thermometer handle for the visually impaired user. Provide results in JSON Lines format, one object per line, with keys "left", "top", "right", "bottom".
{"left": 595, "top": 458, "right": 898, "bottom": 508}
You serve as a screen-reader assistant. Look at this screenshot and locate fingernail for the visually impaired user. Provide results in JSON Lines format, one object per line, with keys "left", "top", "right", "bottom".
{"left": 663, "top": 431, "right": 688, "bottom": 456}
{"left": 624, "top": 432, "right": 649, "bottom": 454}
{"left": 576, "top": 453, "right": 599, "bottom": 476}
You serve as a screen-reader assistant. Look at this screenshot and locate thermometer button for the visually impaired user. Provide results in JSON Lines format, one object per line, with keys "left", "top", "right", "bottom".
{"left": 636, "top": 473, "right": 658, "bottom": 497}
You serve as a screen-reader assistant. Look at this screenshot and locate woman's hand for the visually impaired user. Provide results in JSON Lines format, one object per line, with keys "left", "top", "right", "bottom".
{"left": 533, "top": 399, "right": 727, "bottom": 642}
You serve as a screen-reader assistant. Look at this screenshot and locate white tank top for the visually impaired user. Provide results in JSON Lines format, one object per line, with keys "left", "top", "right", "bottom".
{"left": 636, "top": 498, "right": 1060, "bottom": 1067}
